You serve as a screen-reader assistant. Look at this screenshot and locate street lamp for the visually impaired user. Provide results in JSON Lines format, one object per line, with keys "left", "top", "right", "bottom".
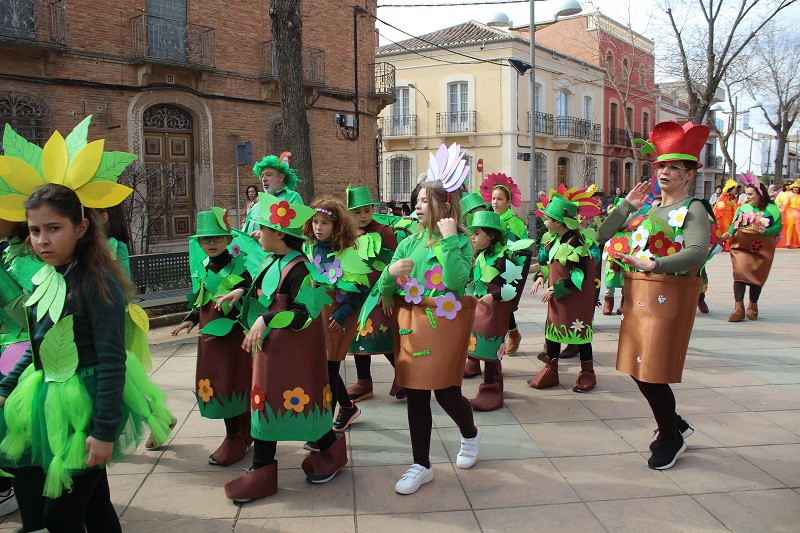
{"left": 408, "top": 82, "right": 429, "bottom": 108}
{"left": 711, "top": 99, "right": 762, "bottom": 181}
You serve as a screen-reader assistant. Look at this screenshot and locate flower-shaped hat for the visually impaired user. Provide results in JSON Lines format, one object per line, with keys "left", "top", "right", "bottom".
{"left": 256, "top": 191, "right": 316, "bottom": 240}
{"left": 0, "top": 116, "right": 135, "bottom": 221}
{"left": 723, "top": 178, "right": 738, "bottom": 193}
{"left": 535, "top": 183, "right": 601, "bottom": 223}
{"left": 424, "top": 143, "right": 470, "bottom": 192}
{"left": 636, "top": 121, "right": 710, "bottom": 169}
{"left": 738, "top": 171, "right": 759, "bottom": 189}
{"left": 479, "top": 172, "right": 522, "bottom": 208}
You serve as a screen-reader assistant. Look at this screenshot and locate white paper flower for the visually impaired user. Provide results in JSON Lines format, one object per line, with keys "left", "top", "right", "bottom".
{"left": 657, "top": 295, "right": 666, "bottom": 304}
{"left": 631, "top": 225, "right": 650, "bottom": 249}
{"left": 668, "top": 206, "right": 689, "bottom": 228}
{"left": 633, "top": 248, "right": 654, "bottom": 262}
{"left": 569, "top": 319, "right": 585, "bottom": 333}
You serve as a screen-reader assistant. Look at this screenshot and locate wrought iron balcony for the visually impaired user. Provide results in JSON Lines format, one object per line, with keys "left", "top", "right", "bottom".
{"left": 259, "top": 41, "right": 325, "bottom": 85}
{"left": 527, "top": 111, "right": 554, "bottom": 135}
{"left": 131, "top": 14, "right": 215, "bottom": 69}
{"left": 380, "top": 114, "right": 417, "bottom": 137}
{"left": 555, "top": 117, "right": 601, "bottom": 142}
{"left": 705, "top": 154, "right": 723, "bottom": 169}
{"left": 369, "top": 62, "right": 396, "bottom": 96}
{"left": 609, "top": 127, "right": 632, "bottom": 146}
{"left": 436, "top": 111, "right": 477, "bottom": 134}
{"left": 0, "top": 0, "right": 66, "bottom": 47}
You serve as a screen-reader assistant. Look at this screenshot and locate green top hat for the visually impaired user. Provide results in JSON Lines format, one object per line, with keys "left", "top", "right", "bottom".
{"left": 460, "top": 192, "right": 486, "bottom": 215}
{"left": 192, "top": 207, "right": 232, "bottom": 238}
{"left": 468, "top": 210, "right": 503, "bottom": 233}
{"left": 347, "top": 185, "right": 379, "bottom": 210}
{"left": 257, "top": 192, "right": 316, "bottom": 240}
{"left": 537, "top": 193, "right": 579, "bottom": 229}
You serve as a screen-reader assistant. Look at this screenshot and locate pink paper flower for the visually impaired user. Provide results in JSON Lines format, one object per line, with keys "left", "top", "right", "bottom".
{"left": 231, "top": 243, "right": 242, "bottom": 257}
{"left": 434, "top": 292, "right": 461, "bottom": 320}
{"left": 403, "top": 278, "right": 424, "bottom": 304}
{"left": 424, "top": 265, "right": 445, "bottom": 291}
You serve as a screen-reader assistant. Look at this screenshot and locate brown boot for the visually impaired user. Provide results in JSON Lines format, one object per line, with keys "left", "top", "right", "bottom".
{"left": 209, "top": 434, "right": 250, "bottom": 466}
{"left": 573, "top": 360, "right": 597, "bottom": 393}
{"left": 697, "top": 293, "right": 709, "bottom": 314}
{"left": 728, "top": 301, "right": 745, "bottom": 322}
{"left": 347, "top": 378, "right": 374, "bottom": 403}
{"left": 528, "top": 358, "right": 559, "bottom": 389}
{"left": 301, "top": 433, "right": 348, "bottom": 483}
{"left": 224, "top": 462, "right": 278, "bottom": 502}
{"left": 469, "top": 382, "right": 503, "bottom": 411}
{"left": 464, "top": 357, "right": 481, "bottom": 377}
{"left": 746, "top": 301, "right": 759, "bottom": 320}
{"left": 616, "top": 295, "right": 624, "bottom": 315}
{"left": 559, "top": 344, "right": 579, "bottom": 359}
{"left": 536, "top": 341, "right": 548, "bottom": 363}
{"left": 505, "top": 328, "right": 522, "bottom": 355}
{"left": 602, "top": 295, "right": 614, "bottom": 315}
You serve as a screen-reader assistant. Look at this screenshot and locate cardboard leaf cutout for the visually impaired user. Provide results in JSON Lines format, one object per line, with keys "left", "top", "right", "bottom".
{"left": 500, "top": 283, "right": 517, "bottom": 301}
{"left": 40, "top": 315, "right": 78, "bottom": 383}
{"left": 201, "top": 317, "right": 237, "bottom": 337}
{"left": 648, "top": 212, "right": 675, "bottom": 241}
{"left": 473, "top": 278, "right": 488, "bottom": 297}
{"left": 266, "top": 311, "right": 295, "bottom": 329}
{"left": 296, "top": 283, "right": 332, "bottom": 319}
{"left": 508, "top": 238, "right": 534, "bottom": 252}
{"left": 551, "top": 279, "right": 573, "bottom": 299}
{"left": 480, "top": 265, "right": 500, "bottom": 283}
{"left": 501, "top": 259, "right": 524, "bottom": 284}
{"left": 337, "top": 247, "right": 372, "bottom": 275}
{"left": 90, "top": 152, "right": 138, "bottom": 182}
{"left": 570, "top": 267, "right": 585, "bottom": 289}
{"left": 65, "top": 115, "right": 91, "bottom": 163}
{"left": 127, "top": 303, "right": 150, "bottom": 333}
{"left": 357, "top": 286, "right": 382, "bottom": 333}
{"left": 2, "top": 123, "right": 44, "bottom": 177}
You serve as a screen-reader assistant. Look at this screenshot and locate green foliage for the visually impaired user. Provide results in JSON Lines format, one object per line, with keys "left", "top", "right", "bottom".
{"left": 551, "top": 279, "right": 573, "bottom": 299}
{"left": 2, "top": 123, "right": 43, "bottom": 176}
{"left": 89, "top": 152, "right": 139, "bottom": 182}
{"left": 500, "top": 283, "right": 517, "bottom": 301}
{"left": 251, "top": 403, "right": 333, "bottom": 442}
{"left": 296, "top": 283, "right": 332, "bottom": 320}
{"left": 570, "top": 267, "right": 585, "bottom": 289}
{"left": 40, "top": 316, "right": 78, "bottom": 383}
{"left": 545, "top": 322, "right": 593, "bottom": 344}
{"left": 196, "top": 390, "right": 249, "bottom": 419}
{"left": 648, "top": 212, "right": 675, "bottom": 241}
{"left": 65, "top": 116, "right": 91, "bottom": 163}
{"left": 200, "top": 317, "right": 237, "bottom": 337}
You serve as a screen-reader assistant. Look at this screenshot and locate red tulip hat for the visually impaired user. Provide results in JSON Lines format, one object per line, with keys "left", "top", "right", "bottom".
{"left": 637, "top": 121, "right": 710, "bottom": 169}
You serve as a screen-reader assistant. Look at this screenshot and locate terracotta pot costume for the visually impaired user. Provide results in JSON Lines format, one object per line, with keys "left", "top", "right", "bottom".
{"left": 729, "top": 229, "right": 777, "bottom": 286}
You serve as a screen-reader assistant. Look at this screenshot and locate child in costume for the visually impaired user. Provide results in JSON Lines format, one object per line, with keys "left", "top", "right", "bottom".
{"left": 0, "top": 118, "right": 173, "bottom": 530}
{"left": 366, "top": 142, "right": 480, "bottom": 495}
{"left": 713, "top": 179, "right": 738, "bottom": 251}
{"left": 303, "top": 197, "right": 371, "bottom": 435}
{"left": 461, "top": 192, "right": 489, "bottom": 378}
{"left": 345, "top": 186, "right": 404, "bottom": 402}
{"left": 721, "top": 174, "right": 782, "bottom": 321}
{"left": 529, "top": 191, "right": 600, "bottom": 393}
{"left": 465, "top": 211, "right": 531, "bottom": 410}
{"left": 97, "top": 205, "right": 131, "bottom": 276}
{"left": 781, "top": 180, "right": 800, "bottom": 248}
{"left": 219, "top": 192, "right": 346, "bottom": 502}
{"left": 242, "top": 152, "right": 304, "bottom": 234}
{"left": 172, "top": 208, "right": 253, "bottom": 466}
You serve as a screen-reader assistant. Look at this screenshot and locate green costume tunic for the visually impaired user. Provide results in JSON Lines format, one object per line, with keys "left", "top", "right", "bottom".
{"left": 0, "top": 238, "right": 40, "bottom": 376}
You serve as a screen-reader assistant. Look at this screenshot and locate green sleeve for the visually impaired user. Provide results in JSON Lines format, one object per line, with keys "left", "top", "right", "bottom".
{"left": 116, "top": 241, "right": 131, "bottom": 277}
{"left": 596, "top": 200, "right": 636, "bottom": 244}
{"left": 653, "top": 200, "right": 710, "bottom": 274}
{"left": 284, "top": 189, "right": 305, "bottom": 205}
{"left": 377, "top": 235, "right": 412, "bottom": 301}
{"left": 242, "top": 202, "right": 260, "bottom": 233}
{"left": 727, "top": 205, "right": 746, "bottom": 236}
{"left": 441, "top": 233, "right": 473, "bottom": 292}
{"left": 763, "top": 204, "right": 783, "bottom": 237}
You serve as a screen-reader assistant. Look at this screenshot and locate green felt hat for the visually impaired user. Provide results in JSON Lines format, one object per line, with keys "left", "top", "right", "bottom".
{"left": 537, "top": 193, "right": 579, "bottom": 229}
{"left": 468, "top": 210, "right": 503, "bottom": 233}
{"left": 347, "top": 185, "right": 379, "bottom": 210}
{"left": 460, "top": 192, "right": 486, "bottom": 215}
{"left": 256, "top": 192, "right": 316, "bottom": 240}
{"left": 192, "top": 207, "right": 232, "bottom": 238}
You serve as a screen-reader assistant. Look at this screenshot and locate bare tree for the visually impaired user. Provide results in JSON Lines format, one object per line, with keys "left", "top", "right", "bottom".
{"left": 270, "top": 0, "right": 314, "bottom": 201}
{"left": 120, "top": 162, "right": 178, "bottom": 254}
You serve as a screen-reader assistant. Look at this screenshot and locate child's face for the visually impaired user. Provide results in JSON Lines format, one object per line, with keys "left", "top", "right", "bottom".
{"left": 27, "top": 206, "right": 87, "bottom": 266}
{"left": 198, "top": 236, "right": 232, "bottom": 258}
{"left": 470, "top": 228, "right": 493, "bottom": 251}
{"left": 350, "top": 205, "right": 374, "bottom": 229}
{"left": 416, "top": 187, "right": 433, "bottom": 225}
{"left": 258, "top": 227, "right": 282, "bottom": 252}
{"left": 311, "top": 213, "right": 334, "bottom": 242}
{"left": 543, "top": 215, "right": 562, "bottom": 234}
{"left": 491, "top": 188, "right": 510, "bottom": 214}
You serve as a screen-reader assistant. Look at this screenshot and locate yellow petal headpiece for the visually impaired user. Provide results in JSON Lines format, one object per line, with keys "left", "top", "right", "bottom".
{"left": 722, "top": 178, "right": 738, "bottom": 193}
{"left": 0, "top": 116, "right": 136, "bottom": 221}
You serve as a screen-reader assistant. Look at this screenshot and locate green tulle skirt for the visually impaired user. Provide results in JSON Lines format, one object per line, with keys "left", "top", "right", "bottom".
{"left": 0, "top": 350, "right": 174, "bottom": 498}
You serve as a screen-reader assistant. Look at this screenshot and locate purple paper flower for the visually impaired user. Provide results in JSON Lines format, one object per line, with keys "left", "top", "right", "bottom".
{"left": 434, "top": 292, "right": 461, "bottom": 320}
{"left": 334, "top": 287, "right": 345, "bottom": 303}
{"left": 312, "top": 255, "right": 324, "bottom": 274}
{"left": 424, "top": 265, "right": 445, "bottom": 291}
{"left": 231, "top": 243, "right": 242, "bottom": 257}
{"left": 323, "top": 259, "right": 343, "bottom": 284}
{"left": 403, "top": 278, "right": 424, "bottom": 304}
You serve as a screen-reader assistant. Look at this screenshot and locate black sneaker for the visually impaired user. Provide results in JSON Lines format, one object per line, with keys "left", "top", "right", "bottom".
{"left": 303, "top": 441, "right": 320, "bottom": 452}
{"left": 333, "top": 404, "right": 361, "bottom": 432}
{"left": 650, "top": 415, "right": 694, "bottom": 451}
{"left": 647, "top": 436, "right": 686, "bottom": 470}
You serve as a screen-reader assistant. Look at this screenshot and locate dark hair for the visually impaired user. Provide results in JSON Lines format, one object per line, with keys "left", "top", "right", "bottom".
{"left": 246, "top": 185, "right": 259, "bottom": 196}
{"left": 471, "top": 226, "right": 503, "bottom": 262}
{"left": 24, "top": 184, "right": 132, "bottom": 305}
{"left": 747, "top": 183, "right": 771, "bottom": 210}
{"left": 96, "top": 205, "right": 130, "bottom": 245}
{"left": 282, "top": 233, "right": 304, "bottom": 251}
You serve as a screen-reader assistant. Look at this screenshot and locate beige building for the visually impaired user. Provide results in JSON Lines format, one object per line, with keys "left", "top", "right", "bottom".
{"left": 376, "top": 21, "right": 605, "bottom": 216}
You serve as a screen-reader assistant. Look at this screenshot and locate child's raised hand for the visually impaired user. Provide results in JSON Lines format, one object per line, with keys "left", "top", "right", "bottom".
{"left": 388, "top": 259, "right": 414, "bottom": 278}
{"left": 242, "top": 316, "right": 267, "bottom": 352}
{"left": 215, "top": 288, "right": 244, "bottom": 311}
{"left": 437, "top": 217, "right": 457, "bottom": 238}
{"left": 172, "top": 321, "right": 195, "bottom": 336}
{"left": 478, "top": 294, "right": 494, "bottom": 306}
{"left": 85, "top": 436, "right": 113, "bottom": 467}
{"left": 530, "top": 277, "right": 545, "bottom": 295}
{"left": 328, "top": 316, "right": 342, "bottom": 332}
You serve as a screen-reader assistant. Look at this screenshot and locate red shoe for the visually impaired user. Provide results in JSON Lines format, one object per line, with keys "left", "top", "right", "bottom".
{"left": 224, "top": 462, "right": 278, "bottom": 502}
{"left": 469, "top": 382, "right": 503, "bottom": 411}
{"left": 301, "top": 433, "right": 348, "bottom": 483}
{"left": 573, "top": 360, "right": 597, "bottom": 393}
{"left": 528, "top": 358, "right": 559, "bottom": 389}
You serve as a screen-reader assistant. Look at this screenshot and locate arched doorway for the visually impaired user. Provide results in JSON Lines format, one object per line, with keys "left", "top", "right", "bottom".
{"left": 557, "top": 156, "right": 568, "bottom": 186}
{"left": 142, "top": 104, "right": 195, "bottom": 246}
{"left": 0, "top": 92, "right": 51, "bottom": 149}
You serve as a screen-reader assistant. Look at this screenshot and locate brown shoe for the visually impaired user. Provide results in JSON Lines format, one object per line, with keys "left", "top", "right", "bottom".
{"left": 347, "top": 378, "right": 374, "bottom": 403}
{"left": 746, "top": 302, "right": 758, "bottom": 320}
{"left": 145, "top": 418, "right": 177, "bottom": 451}
{"left": 464, "top": 357, "right": 481, "bottom": 377}
{"left": 505, "top": 328, "right": 522, "bottom": 355}
{"left": 697, "top": 293, "right": 709, "bottom": 314}
{"left": 528, "top": 358, "right": 559, "bottom": 389}
{"left": 616, "top": 295, "right": 624, "bottom": 315}
{"left": 209, "top": 434, "right": 250, "bottom": 466}
{"left": 301, "top": 433, "right": 348, "bottom": 483}
{"left": 536, "top": 341, "right": 548, "bottom": 363}
{"left": 728, "top": 301, "right": 745, "bottom": 322}
{"left": 559, "top": 344, "right": 579, "bottom": 359}
{"left": 224, "top": 462, "right": 278, "bottom": 502}
{"left": 469, "top": 382, "right": 503, "bottom": 411}
{"left": 602, "top": 295, "right": 614, "bottom": 315}
{"left": 573, "top": 360, "right": 597, "bottom": 393}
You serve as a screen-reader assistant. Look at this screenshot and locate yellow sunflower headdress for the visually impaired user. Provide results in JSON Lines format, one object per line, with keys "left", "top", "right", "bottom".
{"left": 722, "top": 178, "right": 737, "bottom": 194}
{"left": 0, "top": 115, "right": 136, "bottom": 221}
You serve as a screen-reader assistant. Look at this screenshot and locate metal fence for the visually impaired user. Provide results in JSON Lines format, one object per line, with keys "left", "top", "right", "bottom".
{"left": 131, "top": 14, "right": 215, "bottom": 68}
{"left": 259, "top": 41, "right": 325, "bottom": 85}
{"left": 369, "top": 62, "right": 396, "bottom": 96}
{"left": 555, "top": 116, "right": 601, "bottom": 142}
{"left": 0, "top": 0, "right": 66, "bottom": 46}
{"left": 527, "top": 111, "right": 554, "bottom": 135}
{"left": 380, "top": 115, "right": 417, "bottom": 136}
{"left": 436, "top": 111, "right": 477, "bottom": 134}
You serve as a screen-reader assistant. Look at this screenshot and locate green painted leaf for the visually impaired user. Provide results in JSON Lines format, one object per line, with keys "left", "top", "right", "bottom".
{"left": 480, "top": 265, "right": 499, "bottom": 283}
{"left": 570, "top": 267, "right": 585, "bottom": 289}
{"left": 465, "top": 283, "right": 476, "bottom": 296}
{"left": 296, "top": 283, "right": 332, "bottom": 319}
{"left": 501, "top": 259, "right": 524, "bottom": 284}
{"left": 65, "top": 115, "right": 92, "bottom": 163}
{"left": 36, "top": 277, "right": 59, "bottom": 323}
{"left": 219, "top": 274, "right": 244, "bottom": 293}
{"left": 648, "top": 212, "right": 675, "bottom": 241}
{"left": 508, "top": 238, "right": 534, "bottom": 252}
{"left": 356, "top": 233, "right": 381, "bottom": 260}
{"left": 26, "top": 270, "right": 53, "bottom": 308}
{"left": 337, "top": 247, "right": 372, "bottom": 275}
{"left": 266, "top": 311, "right": 294, "bottom": 329}
{"left": 40, "top": 315, "right": 78, "bottom": 383}
{"left": 357, "top": 286, "right": 381, "bottom": 331}
{"left": 90, "top": 151, "right": 138, "bottom": 181}
{"left": 500, "top": 283, "right": 517, "bottom": 301}
{"left": 201, "top": 317, "right": 237, "bottom": 336}
{"left": 551, "top": 279, "right": 573, "bottom": 299}
{"left": 261, "top": 260, "right": 282, "bottom": 296}
{"left": 2, "top": 123, "right": 43, "bottom": 177}
{"left": 337, "top": 280, "right": 358, "bottom": 293}
{"left": 31, "top": 264, "right": 53, "bottom": 286}
{"left": 245, "top": 298, "right": 268, "bottom": 329}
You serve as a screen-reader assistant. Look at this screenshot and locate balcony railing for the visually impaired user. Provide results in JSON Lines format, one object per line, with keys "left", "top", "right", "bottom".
{"left": 436, "top": 111, "right": 477, "bottom": 134}
{"left": 259, "top": 41, "right": 325, "bottom": 85}
{"left": 380, "top": 115, "right": 417, "bottom": 137}
{"left": 705, "top": 154, "right": 723, "bottom": 169}
{"left": 527, "top": 111, "right": 554, "bottom": 135}
{"left": 555, "top": 117, "right": 601, "bottom": 142}
{"left": 0, "top": 0, "right": 66, "bottom": 47}
{"left": 131, "top": 14, "right": 215, "bottom": 68}
{"left": 368, "top": 62, "right": 396, "bottom": 96}
{"left": 609, "top": 127, "right": 631, "bottom": 146}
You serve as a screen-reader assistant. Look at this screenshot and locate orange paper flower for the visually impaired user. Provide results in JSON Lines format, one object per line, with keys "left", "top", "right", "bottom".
{"left": 283, "top": 387, "right": 310, "bottom": 413}
{"left": 359, "top": 318, "right": 374, "bottom": 337}
{"left": 197, "top": 379, "right": 214, "bottom": 403}
{"left": 322, "top": 384, "right": 332, "bottom": 410}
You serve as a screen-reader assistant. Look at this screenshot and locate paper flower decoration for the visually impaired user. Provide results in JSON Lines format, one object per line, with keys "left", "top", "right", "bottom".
{"left": 396, "top": 274, "right": 410, "bottom": 288}
{"left": 250, "top": 385, "right": 266, "bottom": 412}
{"left": 425, "top": 142, "right": 470, "bottom": 192}
{"left": 496, "top": 343, "right": 506, "bottom": 360}
{"left": 323, "top": 259, "right": 343, "bottom": 284}
{"left": 403, "top": 278, "right": 424, "bottom": 304}
{"left": 197, "top": 379, "right": 214, "bottom": 403}
{"left": 633, "top": 249, "right": 654, "bottom": 262}
{"left": 424, "top": 265, "right": 445, "bottom": 291}
{"left": 434, "top": 292, "right": 461, "bottom": 320}
{"left": 480, "top": 173, "right": 522, "bottom": 207}
{"left": 667, "top": 206, "right": 688, "bottom": 228}
{"left": 283, "top": 387, "right": 310, "bottom": 413}
{"left": 648, "top": 231, "right": 681, "bottom": 256}
{"left": 312, "top": 254, "right": 324, "bottom": 273}
{"left": 631, "top": 226, "right": 650, "bottom": 249}
{"left": 750, "top": 240, "right": 763, "bottom": 252}
{"left": 606, "top": 236, "right": 631, "bottom": 256}
{"left": 231, "top": 243, "right": 242, "bottom": 257}
{"left": 269, "top": 200, "right": 296, "bottom": 227}
{"left": 535, "top": 183, "right": 602, "bottom": 219}
{"left": 569, "top": 319, "right": 585, "bottom": 333}
{"left": 657, "top": 295, "right": 666, "bottom": 304}
{"left": 469, "top": 335, "right": 477, "bottom": 351}
{"left": 322, "top": 384, "right": 332, "bottom": 410}
{"left": 627, "top": 214, "right": 647, "bottom": 232}
{"left": 359, "top": 318, "right": 374, "bottom": 337}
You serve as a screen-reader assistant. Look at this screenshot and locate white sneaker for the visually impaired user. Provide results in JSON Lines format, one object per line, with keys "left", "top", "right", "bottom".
{"left": 394, "top": 463, "right": 433, "bottom": 494}
{"left": 456, "top": 426, "right": 481, "bottom": 469}
{"left": 0, "top": 488, "right": 18, "bottom": 517}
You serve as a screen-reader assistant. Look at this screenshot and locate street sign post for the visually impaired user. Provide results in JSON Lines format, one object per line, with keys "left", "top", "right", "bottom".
{"left": 235, "top": 141, "right": 253, "bottom": 227}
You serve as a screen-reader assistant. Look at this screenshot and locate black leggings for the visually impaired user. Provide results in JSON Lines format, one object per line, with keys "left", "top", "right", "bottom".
{"left": 733, "top": 281, "right": 763, "bottom": 303}
{"left": 633, "top": 378, "right": 679, "bottom": 440}
{"left": 546, "top": 339, "right": 593, "bottom": 362}
{"left": 508, "top": 314, "right": 517, "bottom": 330}
{"left": 405, "top": 386, "right": 476, "bottom": 468}
{"left": 484, "top": 360, "right": 500, "bottom": 384}
{"left": 252, "top": 430, "right": 337, "bottom": 469}
{"left": 354, "top": 353, "right": 395, "bottom": 380}
{"left": 328, "top": 361, "right": 353, "bottom": 409}
{"left": 11, "top": 466, "right": 120, "bottom": 533}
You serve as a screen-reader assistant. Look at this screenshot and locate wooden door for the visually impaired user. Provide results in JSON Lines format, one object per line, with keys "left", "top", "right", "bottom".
{"left": 143, "top": 131, "right": 194, "bottom": 244}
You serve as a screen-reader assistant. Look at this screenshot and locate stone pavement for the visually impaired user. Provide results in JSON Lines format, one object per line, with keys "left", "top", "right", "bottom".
{"left": 2, "top": 250, "right": 800, "bottom": 532}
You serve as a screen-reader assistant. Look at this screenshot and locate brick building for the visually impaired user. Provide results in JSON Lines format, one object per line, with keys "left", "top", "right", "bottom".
{"left": 0, "top": 0, "right": 394, "bottom": 251}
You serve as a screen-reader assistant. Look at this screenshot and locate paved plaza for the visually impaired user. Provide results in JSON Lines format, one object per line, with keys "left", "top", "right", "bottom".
{"left": 2, "top": 250, "right": 800, "bottom": 532}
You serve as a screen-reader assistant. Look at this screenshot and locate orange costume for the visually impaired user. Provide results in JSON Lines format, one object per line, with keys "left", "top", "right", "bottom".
{"left": 782, "top": 183, "right": 800, "bottom": 248}
{"left": 713, "top": 179, "right": 738, "bottom": 251}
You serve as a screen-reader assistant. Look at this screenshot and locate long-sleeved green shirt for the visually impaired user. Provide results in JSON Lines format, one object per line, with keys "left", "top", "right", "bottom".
{"left": 597, "top": 199, "right": 710, "bottom": 275}
{"left": 727, "top": 203, "right": 782, "bottom": 237}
